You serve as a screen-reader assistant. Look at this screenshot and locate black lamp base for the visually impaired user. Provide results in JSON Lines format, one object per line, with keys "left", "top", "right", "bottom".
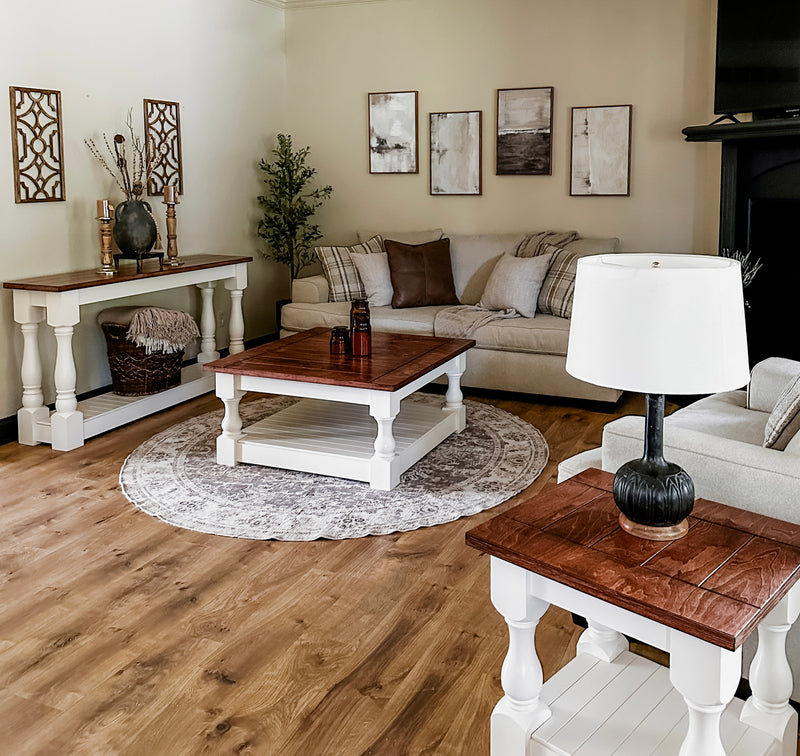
{"left": 611, "top": 394, "right": 695, "bottom": 541}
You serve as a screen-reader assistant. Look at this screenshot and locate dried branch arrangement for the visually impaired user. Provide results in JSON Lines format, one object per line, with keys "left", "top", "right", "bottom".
{"left": 85, "top": 110, "right": 167, "bottom": 201}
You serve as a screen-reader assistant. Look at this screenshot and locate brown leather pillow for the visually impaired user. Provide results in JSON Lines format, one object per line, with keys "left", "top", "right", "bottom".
{"left": 385, "top": 238, "right": 460, "bottom": 308}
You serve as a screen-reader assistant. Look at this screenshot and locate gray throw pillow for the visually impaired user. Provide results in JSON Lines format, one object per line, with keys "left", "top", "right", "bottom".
{"left": 764, "top": 374, "right": 800, "bottom": 450}
{"left": 351, "top": 251, "right": 393, "bottom": 307}
{"left": 479, "top": 252, "right": 552, "bottom": 318}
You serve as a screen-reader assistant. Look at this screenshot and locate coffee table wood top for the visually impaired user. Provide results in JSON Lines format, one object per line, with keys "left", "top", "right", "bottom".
{"left": 3, "top": 254, "right": 252, "bottom": 292}
{"left": 466, "top": 469, "right": 800, "bottom": 650}
{"left": 204, "top": 328, "right": 475, "bottom": 392}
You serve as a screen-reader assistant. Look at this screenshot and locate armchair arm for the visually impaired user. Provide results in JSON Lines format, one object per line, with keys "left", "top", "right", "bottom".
{"left": 291, "top": 274, "right": 329, "bottom": 304}
{"left": 747, "top": 357, "right": 800, "bottom": 412}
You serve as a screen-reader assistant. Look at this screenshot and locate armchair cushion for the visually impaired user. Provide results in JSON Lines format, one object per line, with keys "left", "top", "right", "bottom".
{"left": 765, "top": 374, "right": 800, "bottom": 450}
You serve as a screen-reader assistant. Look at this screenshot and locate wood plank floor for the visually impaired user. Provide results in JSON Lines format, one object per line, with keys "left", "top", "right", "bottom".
{"left": 0, "top": 390, "right": 788, "bottom": 755}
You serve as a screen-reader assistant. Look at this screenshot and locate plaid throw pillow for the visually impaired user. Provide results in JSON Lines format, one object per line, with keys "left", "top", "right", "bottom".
{"left": 537, "top": 244, "right": 578, "bottom": 318}
{"left": 316, "top": 235, "right": 383, "bottom": 302}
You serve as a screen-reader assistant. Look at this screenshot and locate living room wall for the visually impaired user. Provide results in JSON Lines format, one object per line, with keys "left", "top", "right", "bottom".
{"left": 0, "top": 0, "right": 285, "bottom": 423}
{"left": 284, "top": 0, "right": 722, "bottom": 253}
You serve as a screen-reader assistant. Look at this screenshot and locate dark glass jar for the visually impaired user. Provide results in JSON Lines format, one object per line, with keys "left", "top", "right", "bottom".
{"left": 350, "top": 298, "right": 370, "bottom": 333}
{"left": 330, "top": 326, "right": 350, "bottom": 355}
{"left": 351, "top": 312, "right": 372, "bottom": 357}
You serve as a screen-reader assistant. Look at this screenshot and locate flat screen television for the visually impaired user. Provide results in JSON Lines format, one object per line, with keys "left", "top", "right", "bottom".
{"left": 715, "top": 0, "right": 800, "bottom": 118}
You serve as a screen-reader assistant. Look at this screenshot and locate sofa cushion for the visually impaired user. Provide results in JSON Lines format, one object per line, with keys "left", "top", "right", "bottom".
{"left": 280, "top": 301, "right": 443, "bottom": 336}
{"left": 445, "top": 233, "right": 527, "bottom": 304}
{"left": 357, "top": 228, "right": 444, "bottom": 245}
{"left": 764, "top": 374, "right": 800, "bottom": 450}
{"left": 316, "top": 235, "right": 383, "bottom": 302}
{"left": 351, "top": 251, "right": 393, "bottom": 306}
{"left": 562, "top": 236, "right": 621, "bottom": 257}
{"left": 385, "top": 238, "right": 459, "bottom": 308}
{"left": 537, "top": 245, "right": 578, "bottom": 318}
{"left": 471, "top": 313, "right": 570, "bottom": 355}
{"left": 747, "top": 357, "right": 800, "bottom": 412}
{"left": 479, "top": 252, "right": 551, "bottom": 318}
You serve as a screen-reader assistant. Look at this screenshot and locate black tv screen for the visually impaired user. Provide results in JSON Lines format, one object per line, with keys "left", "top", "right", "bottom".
{"left": 715, "top": 0, "right": 800, "bottom": 117}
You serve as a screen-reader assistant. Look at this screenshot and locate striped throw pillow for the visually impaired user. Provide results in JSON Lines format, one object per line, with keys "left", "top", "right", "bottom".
{"left": 764, "top": 374, "right": 800, "bottom": 449}
{"left": 316, "top": 235, "right": 383, "bottom": 302}
{"left": 537, "top": 244, "right": 578, "bottom": 318}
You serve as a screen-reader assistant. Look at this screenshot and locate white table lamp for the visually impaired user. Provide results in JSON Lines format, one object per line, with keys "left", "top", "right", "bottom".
{"left": 566, "top": 253, "right": 750, "bottom": 540}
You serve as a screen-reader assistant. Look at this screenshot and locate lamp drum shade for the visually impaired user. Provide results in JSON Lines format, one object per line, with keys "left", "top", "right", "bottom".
{"left": 566, "top": 254, "right": 750, "bottom": 396}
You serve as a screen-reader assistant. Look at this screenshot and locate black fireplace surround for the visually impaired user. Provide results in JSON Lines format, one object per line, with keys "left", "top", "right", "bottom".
{"left": 684, "top": 119, "right": 800, "bottom": 365}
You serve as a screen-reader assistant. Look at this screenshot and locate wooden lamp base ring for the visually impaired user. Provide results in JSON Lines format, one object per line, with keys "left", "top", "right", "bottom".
{"left": 619, "top": 512, "right": 689, "bottom": 541}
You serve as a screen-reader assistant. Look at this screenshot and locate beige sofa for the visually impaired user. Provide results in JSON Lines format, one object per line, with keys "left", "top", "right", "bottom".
{"left": 558, "top": 357, "right": 800, "bottom": 698}
{"left": 280, "top": 231, "right": 622, "bottom": 403}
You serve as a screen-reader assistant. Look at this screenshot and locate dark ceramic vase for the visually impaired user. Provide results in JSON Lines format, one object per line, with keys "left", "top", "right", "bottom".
{"left": 113, "top": 200, "right": 157, "bottom": 256}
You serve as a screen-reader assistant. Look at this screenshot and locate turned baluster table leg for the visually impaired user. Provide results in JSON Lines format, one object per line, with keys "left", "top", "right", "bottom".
{"left": 741, "top": 583, "right": 800, "bottom": 755}
{"left": 444, "top": 353, "right": 466, "bottom": 431}
{"left": 670, "top": 632, "right": 741, "bottom": 756}
{"left": 490, "top": 557, "right": 551, "bottom": 756}
{"left": 369, "top": 393, "right": 399, "bottom": 490}
{"left": 577, "top": 619, "right": 629, "bottom": 662}
{"left": 16, "top": 306, "right": 48, "bottom": 446}
{"left": 197, "top": 282, "right": 219, "bottom": 363}
{"left": 227, "top": 287, "right": 245, "bottom": 354}
{"left": 215, "top": 373, "right": 244, "bottom": 466}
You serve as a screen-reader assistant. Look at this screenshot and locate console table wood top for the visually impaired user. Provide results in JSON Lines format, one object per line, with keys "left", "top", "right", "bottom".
{"left": 466, "top": 469, "right": 800, "bottom": 651}
{"left": 205, "top": 327, "right": 475, "bottom": 392}
{"left": 3, "top": 253, "right": 252, "bottom": 292}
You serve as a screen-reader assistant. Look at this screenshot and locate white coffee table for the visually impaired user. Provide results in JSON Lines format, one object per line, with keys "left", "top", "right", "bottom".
{"left": 204, "top": 328, "right": 475, "bottom": 490}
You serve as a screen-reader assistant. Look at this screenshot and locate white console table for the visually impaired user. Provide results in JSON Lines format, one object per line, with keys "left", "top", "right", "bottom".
{"left": 4, "top": 254, "right": 251, "bottom": 451}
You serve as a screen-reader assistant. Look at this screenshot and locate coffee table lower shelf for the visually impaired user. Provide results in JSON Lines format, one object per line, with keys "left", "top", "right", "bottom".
{"left": 229, "top": 397, "right": 461, "bottom": 489}
{"left": 533, "top": 650, "right": 776, "bottom": 756}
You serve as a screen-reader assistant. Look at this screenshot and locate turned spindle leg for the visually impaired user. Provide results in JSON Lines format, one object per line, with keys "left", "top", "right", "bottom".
{"left": 670, "top": 633, "right": 741, "bottom": 756}
{"left": 370, "top": 395, "right": 399, "bottom": 490}
{"left": 215, "top": 374, "right": 244, "bottom": 466}
{"left": 17, "top": 319, "right": 48, "bottom": 445}
{"left": 227, "top": 288, "right": 245, "bottom": 354}
{"left": 197, "top": 282, "right": 219, "bottom": 363}
{"left": 490, "top": 557, "right": 551, "bottom": 756}
{"left": 444, "top": 353, "right": 466, "bottom": 431}
{"left": 577, "top": 619, "right": 628, "bottom": 662}
{"left": 50, "top": 324, "right": 84, "bottom": 451}
{"left": 741, "top": 584, "right": 800, "bottom": 754}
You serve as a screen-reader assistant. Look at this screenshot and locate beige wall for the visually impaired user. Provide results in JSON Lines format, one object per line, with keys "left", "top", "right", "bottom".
{"left": 285, "top": 0, "right": 721, "bottom": 251}
{"left": 0, "top": 0, "right": 285, "bottom": 420}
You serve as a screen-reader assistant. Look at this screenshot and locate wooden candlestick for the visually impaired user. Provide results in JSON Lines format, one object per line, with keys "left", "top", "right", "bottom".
{"left": 163, "top": 186, "right": 182, "bottom": 267}
{"left": 96, "top": 201, "right": 115, "bottom": 276}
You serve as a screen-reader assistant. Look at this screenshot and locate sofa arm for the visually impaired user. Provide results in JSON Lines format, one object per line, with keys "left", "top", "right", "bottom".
{"left": 747, "top": 357, "right": 800, "bottom": 412}
{"left": 292, "top": 275, "right": 329, "bottom": 304}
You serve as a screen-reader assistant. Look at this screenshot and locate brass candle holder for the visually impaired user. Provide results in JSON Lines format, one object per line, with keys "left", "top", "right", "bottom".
{"left": 163, "top": 184, "right": 183, "bottom": 267}
{"left": 96, "top": 199, "right": 116, "bottom": 276}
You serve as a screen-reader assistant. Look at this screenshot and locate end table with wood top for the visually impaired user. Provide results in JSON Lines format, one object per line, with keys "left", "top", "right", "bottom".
{"left": 466, "top": 469, "right": 800, "bottom": 756}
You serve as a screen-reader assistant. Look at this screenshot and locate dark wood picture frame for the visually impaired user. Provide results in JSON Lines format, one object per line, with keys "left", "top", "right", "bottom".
{"left": 570, "top": 104, "right": 632, "bottom": 196}
{"left": 368, "top": 91, "right": 419, "bottom": 174}
{"left": 144, "top": 98, "right": 184, "bottom": 196}
{"left": 429, "top": 110, "right": 483, "bottom": 196}
{"left": 496, "top": 86, "right": 553, "bottom": 176}
{"left": 9, "top": 86, "right": 66, "bottom": 203}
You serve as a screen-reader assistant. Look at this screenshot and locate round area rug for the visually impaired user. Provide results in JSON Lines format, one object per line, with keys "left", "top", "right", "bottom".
{"left": 119, "top": 395, "right": 548, "bottom": 541}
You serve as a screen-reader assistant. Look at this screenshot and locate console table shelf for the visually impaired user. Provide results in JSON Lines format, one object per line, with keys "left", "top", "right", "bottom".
{"left": 4, "top": 254, "right": 251, "bottom": 451}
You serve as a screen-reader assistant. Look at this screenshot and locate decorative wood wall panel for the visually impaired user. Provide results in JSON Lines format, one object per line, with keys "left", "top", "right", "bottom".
{"left": 143, "top": 99, "right": 183, "bottom": 196}
{"left": 9, "top": 86, "right": 66, "bottom": 203}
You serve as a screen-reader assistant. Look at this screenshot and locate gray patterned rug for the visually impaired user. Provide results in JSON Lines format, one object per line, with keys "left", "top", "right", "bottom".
{"left": 119, "top": 394, "right": 548, "bottom": 541}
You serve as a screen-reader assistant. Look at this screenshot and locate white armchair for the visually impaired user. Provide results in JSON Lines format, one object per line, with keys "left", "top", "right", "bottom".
{"left": 558, "top": 356, "right": 800, "bottom": 696}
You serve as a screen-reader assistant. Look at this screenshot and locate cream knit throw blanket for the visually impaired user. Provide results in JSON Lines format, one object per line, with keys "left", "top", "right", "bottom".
{"left": 127, "top": 307, "right": 201, "bottom": 355}
{"left": 434, "top": 305, "right": 519, "bottom": 339}
{"left": 516, "top": 230, "right": 579, "bottom": 257}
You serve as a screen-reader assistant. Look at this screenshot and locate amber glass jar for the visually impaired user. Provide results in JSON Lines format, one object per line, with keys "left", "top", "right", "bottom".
{"left": 350, "top": 299, "right": 370, "bottom": 333}
{"left": 330, "top": 326, "right": 350, "bottom": 355}
{"left": 351, "top": 312, "right": 372, "bottom": 356}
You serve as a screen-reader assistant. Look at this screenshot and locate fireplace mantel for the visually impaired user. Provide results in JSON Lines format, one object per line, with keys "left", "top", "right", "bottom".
{"left": 683, "top": 118, "right": 800, "bottom": 364}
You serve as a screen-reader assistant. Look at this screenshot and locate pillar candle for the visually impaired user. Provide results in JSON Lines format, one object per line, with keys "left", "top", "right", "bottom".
{"left": 163, "top": 185, "right": 177, "bottom": 203}
{"left": 97, "top": 199, "right": 111, "bottom": 218}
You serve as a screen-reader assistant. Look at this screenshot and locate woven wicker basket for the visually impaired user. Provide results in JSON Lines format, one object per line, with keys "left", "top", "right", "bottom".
{"left": 101, "top": 323, "right": 184, "bottom": 396}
